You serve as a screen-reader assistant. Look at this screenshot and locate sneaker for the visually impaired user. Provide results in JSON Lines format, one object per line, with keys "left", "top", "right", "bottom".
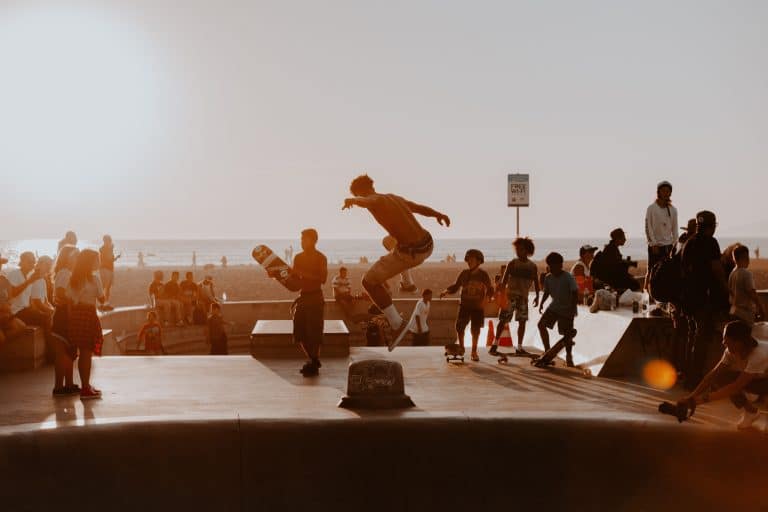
{"left": 737, "top": 409, "right": 760, "bottom": 430}
{"left": 52, "top": 387, "right": 68, "bottom": 397}
{"left": 64, "top": 384, "right": 81, "bottom": 396}
{"left": 385, "top": 317, "right": 409, "bottom": 352}
{"left": 515, "top": 347, "right": 528, "bottom": 355}
{"left": 488, "top": 345, "right": 499, "bottom": 356}
{"left": 300, "top": 362, "right": 319, "bottom": 377}
{"left": 80, "top": 386, "right": 102, "bottom": 400}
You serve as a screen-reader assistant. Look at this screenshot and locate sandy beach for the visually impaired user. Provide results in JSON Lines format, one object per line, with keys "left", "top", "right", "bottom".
{"left": 105, "top": 259, "right": 768, "bottom": 307}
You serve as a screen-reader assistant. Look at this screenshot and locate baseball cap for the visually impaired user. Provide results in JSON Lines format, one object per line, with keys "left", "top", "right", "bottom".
{"left": 579, "top": 245, "right": 598, "bottom": 256}
{"left": 657, "top": 180, "right": 673, "bottom": 191}
{"left": 696, "top": 210, "right": 717, "bottom": 227}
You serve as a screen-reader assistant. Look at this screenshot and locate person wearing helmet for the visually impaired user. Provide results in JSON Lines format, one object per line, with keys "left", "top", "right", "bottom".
{"left": 645, "top": 181, "right": 679, "bottom": 303}
{"left": 440, "top": 249, "right": 493, "bottom": 362}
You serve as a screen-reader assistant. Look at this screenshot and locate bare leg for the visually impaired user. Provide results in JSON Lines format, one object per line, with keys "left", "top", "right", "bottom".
{"left": 517, "top": 320, "right": 527, "bottom": 349}
{"left": 78, "top": 349, "right": 93, "bottom": 389}
{"left": 362, "top": 279, "right": 393, "bottom": 310}
{"left": 538, "top": 322, "right": 550, "bottom": 351}
{"left": 471, "top": 331, "right": 480, "bottom": 357}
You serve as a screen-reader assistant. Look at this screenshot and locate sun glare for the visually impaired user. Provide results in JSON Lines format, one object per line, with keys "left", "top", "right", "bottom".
{"left": 0, "top": 5, "right": 167, "bottom": 195}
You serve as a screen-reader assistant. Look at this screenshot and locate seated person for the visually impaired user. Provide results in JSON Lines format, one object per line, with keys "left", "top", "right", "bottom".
{"left": 179, "top": 272, "right": 199, "bottom": 324}
{"left": 162, "top": 271, "right": 184, "bottom": 326}
{"left": 571, "top": 244, "right": 597, "bottom": 303}
{"left": 332, "top": 267, "right": 354, "bottom": 304}
{"left": 678, "top": 321, "right": 768, "bottom": 430}
{"left": 0, "top": 254, "right": 26, "bottom": 345}
{"left": 197, "top": 275, "right": 218, "bottom": 314}
{"left": 148, "top": 271, "right": 178, "bottom": 325}
{"left": 592, "top": 228, "right": 640, "bottom": 292}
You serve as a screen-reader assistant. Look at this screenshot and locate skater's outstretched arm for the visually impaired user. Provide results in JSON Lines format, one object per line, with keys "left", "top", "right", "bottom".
{"left": 403, "top": 199, "right": 451, "bottom": 227}
{"left": 342, "top": 196, "right": 377, "bottom": 210}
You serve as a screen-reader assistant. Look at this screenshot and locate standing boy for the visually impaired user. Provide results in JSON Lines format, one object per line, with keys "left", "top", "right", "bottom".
{"left": 440, "top": 250, "right": 492, "bottom": 362}
{"left": 408, "top": 289, "right": 433, "bottom": 346}
{"left": 342, "top": 174, "right": 450, "bottom": 349}
{"left": 729, "top": 245, "right": 765, "bottom": 326}
{"left": 490, "top": 238, "right": 539, "bottom": 356}
{"left": 535, "top": 252, "right": 579, "bottom": 367}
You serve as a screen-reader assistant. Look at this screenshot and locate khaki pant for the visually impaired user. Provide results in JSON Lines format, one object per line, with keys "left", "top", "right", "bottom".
{"left": 364, "top": 245, "right": 433, "bottom": 286}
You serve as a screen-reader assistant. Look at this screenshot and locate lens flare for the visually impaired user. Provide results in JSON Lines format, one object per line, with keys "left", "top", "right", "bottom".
{"left": 642, "top": 359, "right": 677, "bottom": 390}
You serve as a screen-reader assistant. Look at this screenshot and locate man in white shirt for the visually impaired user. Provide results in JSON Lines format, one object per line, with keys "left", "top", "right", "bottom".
{"left": 6, "top": 252, "right": 53, "bottom": 347}
{"left": 408, "top": 289, "right": 433, "bottom": 346}
{"left": 679, "top": 321, "right": 768, "bottom": 429}
{"left": 645, "top": 181, "right": 679, "bottom": 305}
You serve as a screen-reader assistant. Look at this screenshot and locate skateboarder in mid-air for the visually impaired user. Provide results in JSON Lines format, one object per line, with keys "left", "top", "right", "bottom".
{"left": 342, "top": 174, "right": 451, "bottom": 350}
{"left": 269, "top": 229, "right": 328, "bottom": 376}
{"left": 535, "top": 252, "right": 579, "bottom": 367}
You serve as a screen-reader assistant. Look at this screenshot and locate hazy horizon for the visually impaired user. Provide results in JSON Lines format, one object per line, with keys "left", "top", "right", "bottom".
{"left": 2, "top": 1, "right": 767, "bottom": 241}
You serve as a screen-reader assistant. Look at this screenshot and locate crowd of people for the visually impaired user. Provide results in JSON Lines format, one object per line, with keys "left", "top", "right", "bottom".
{"left": 1, "top": 176, "right": 766, "bottom": 429}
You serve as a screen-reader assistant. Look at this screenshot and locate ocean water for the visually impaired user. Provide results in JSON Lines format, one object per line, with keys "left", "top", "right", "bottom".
{"left": 2, "top": 237, "right": 767, "bottom": 268}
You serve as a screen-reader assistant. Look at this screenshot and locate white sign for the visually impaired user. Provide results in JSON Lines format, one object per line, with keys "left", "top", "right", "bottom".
{"left": 507, "top": 173, "right": 530, "bottom": 207}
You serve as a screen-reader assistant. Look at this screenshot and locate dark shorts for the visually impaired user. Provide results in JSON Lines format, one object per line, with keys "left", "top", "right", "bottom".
{"left": 411, "top": 331, "right": 431, "bottom": 346}
{"left": 647, "top": 245, "right": 674, "bottom": 273}
{"left": 456, "top": 306, "right": 484, "bottom": 334}
{"left": 538, "top": 309, "right": 576, "bottom": 337}
{"left": 293, "top": 295, "right": 325, "bottom": 345}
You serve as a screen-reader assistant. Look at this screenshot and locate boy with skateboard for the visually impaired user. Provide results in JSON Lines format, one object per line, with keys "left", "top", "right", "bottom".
{"left": 489, "top": 237, "right": 539, "bottom": 357}
{"left": 342, "top": 174, "right": 450, "bottom": 350}
{"left": 535, "top": 252, "right": 579, "bottom": 368}
{"left": 440, "top": 249, "right": 493, "bottom": 362}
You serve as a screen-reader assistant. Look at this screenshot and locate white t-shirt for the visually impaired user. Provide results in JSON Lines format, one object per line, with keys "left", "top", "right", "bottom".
{"left": 720, "top": 326, "right": 768, "bottom": 375}
{"left": 332, "top": 275, "right": 351, "bottom": 296}
{"left": 67, "top": 274, "right": 105, "bottom": 306}
{"left": 5, "top": 269, "right": 33, "bottom": 315}
{"left": 645, "top": 202, "right": 679, "bottom": 247}
{"left": 29, "top": 279, "right": 50, "bottom": 304}
{"left": 729, "top": 267, "right": 756, "bottom": 323}
{"left": 408, "top": 299, "right": 430, "bottom": 333}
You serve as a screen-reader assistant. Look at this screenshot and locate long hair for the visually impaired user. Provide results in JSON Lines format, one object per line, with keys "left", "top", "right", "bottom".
{"left": 55, "top": 245, "right": 79, "bottom": 275}
{"left": 69, "top": 249, "right": 99, "bottom": 291}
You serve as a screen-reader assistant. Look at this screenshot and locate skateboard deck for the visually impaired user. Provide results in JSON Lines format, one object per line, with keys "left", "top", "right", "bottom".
{"left": 252, "top": 245, "right": 301, "bottom": 291}
{"left": 497, "top": 349, "right": 539, "bottom": 364}
{"left": 444, "top": 344, "right": 465, "bottom": 363}
{"left": 387, "top": 302, "right": 418, "bottom": 352}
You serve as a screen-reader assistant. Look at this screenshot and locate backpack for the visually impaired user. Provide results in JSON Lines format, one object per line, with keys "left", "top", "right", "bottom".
{"left": 589, "top": 250, "right": 607, "bottom": 282}
{"left": 649, "top": 252, "right": 683, "bottom": 304}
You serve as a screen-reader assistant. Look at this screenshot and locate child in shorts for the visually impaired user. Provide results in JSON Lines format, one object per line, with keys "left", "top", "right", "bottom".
{"left": 536, "top": 252, "right": 579, "bottom": 367}
{"left": 440, "top": 249, "right": 492, "bottom": 361}
{"left": 490, "top": 238, "right": 539, "bottom": 355}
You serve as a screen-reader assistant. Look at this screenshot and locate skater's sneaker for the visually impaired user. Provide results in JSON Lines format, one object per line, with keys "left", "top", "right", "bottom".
{"left": 488, "top": 345, "right": 499, "bottom": 356}
{"left": 300, "top": 361, "right": 319, "bottom": 377}
{"left": 514, "top": 347, "right": 528, "bottom": 355}
{"left": 384, "top": 318, "right": 409, "bottom": 352}
{"left": 737, "top": 409, "right": 760, "bottom": 430}
{"left": 52, "top": 387, "right": 68, "bottom": 397}
{"left": 80, "top": 386, "right": 102, "bottom": 400}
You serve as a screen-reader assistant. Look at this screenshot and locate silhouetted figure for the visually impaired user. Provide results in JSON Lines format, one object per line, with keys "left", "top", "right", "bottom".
{"left": 57, "top": 231, "right": 77, "bottom": 252}
{"left": 593, "top": 228, "right": 640, "bottom": 292}
{"left": 99, "top": 235, "right": 120, "bottom": 307}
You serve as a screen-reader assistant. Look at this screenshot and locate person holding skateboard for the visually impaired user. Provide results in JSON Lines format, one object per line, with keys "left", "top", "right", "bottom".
{"left": 489, "top": 237, "right": 539, "bottom": 356}
{"left": 535, "top": 252, "right": 579, "bottom": 368}
{"left": 440, "top": 250, "right": 493, "bottom": 362}
{"left": 274, "top": 229, "right": 328, "bottom": 377}
{"left": 342, "top": 174, "right": 450, "bottom": 350}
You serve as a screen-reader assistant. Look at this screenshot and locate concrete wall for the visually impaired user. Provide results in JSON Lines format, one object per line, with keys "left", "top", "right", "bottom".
{"left": 0, "top": 328, "right": 46, "bottom": 372}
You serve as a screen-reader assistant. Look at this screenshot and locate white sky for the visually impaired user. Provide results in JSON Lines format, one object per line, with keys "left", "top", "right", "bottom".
{"left": 1, "top": 0, "right": 766, "bottom": 240}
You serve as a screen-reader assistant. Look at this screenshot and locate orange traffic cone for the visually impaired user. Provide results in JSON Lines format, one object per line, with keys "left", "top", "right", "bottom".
{"left": 498, "top": 323, "right": 513, "bottom": 347}
{"left": 485, "top": 320, "right": 495, "bottom": 346}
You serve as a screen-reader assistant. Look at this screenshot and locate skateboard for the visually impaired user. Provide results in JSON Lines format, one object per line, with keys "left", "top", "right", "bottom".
{"left": 497, "top": 349, "right": 539, "bottom": 364}
{"left": 387, "top": 302, "right": 418, "bottom": 352}
{"left": 532, "top": 329, "right": 577, "bottom": 368}
{"left": 252, "top": 245, "right": 301, "bottom": 291}
{"left": 444, "top": 343, "right": 465, "bottom": 364}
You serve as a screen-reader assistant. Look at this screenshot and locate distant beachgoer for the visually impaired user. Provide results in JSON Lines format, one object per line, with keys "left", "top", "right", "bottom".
{"left": 57, "top": 231, "right": 77, "bottom": 252}
{"left": 137, "top": 251, "right": 145, "bottom": 268}
{"left": 383, "top": 235, "right": 417, "bottom": 292}
{"left": 677, "top": 321, "right": 768, "bottom": 430}
{"left": 180, "top": 271, "right": 199, "bottom": 324}
{"left": 220, "top": 256, "right": 228, "bottom": 268}
{"left": 332, "top": 266, "right": 354, "bottom": 309}
{"left": 206, "top": 303, "right": 228, "bottom": 355}
{"left": 645, "top": 181, "right": 678, "bottom": 294}
{"left": 138, "top": 311, "right": 165, "bottom": 355}
{"left": 592, "top": 228, "right": 640, "bottom": 292}
{"left": 678, "top": 218, "right": 697, "bottom": 247}
{"left": 408, "top": 289, "right": 433, "bottom": 346}
{"left": 679, "top": 210, "right": 729, "bottom": 389}
{"left": 270, "top": 229, "right": 327, "bottom": 376}
{"left": 490, "top": 238, "right": 539, "bottom": 356}
{"left": 571, "top": 244, "right": 597, "bottom": 303}
{"left": 66, "top": 249, "right": 106, "bottom": 400}
{"left": 756, "top": 247, "right": 760, "bottom": 260}
{"left": 536, "top": 252, "right": 579, "bottom": 367}
{"left": 440, "top": 249, "right": 492, "bottom": 362}
{"left": 192, "top": 251, "right": 197, "bottom": 268}
{"left": 163, "top": 271, "right": 184, "bottom": 326}
{"left": 342, "top": 174, "right": 450, "bottom": 349}
{"left": 729, "top": 245, "right": 765, "bottom": 326}
{"left": 99, "top": 235, "right": 121, "bottom": 308}
{"left": 51, "top": 245, "right": 79, "bottom": 396}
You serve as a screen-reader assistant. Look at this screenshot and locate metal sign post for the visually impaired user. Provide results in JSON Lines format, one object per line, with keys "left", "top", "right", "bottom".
{"left": 507, "top": 173, "right": 530, "bottom": 238}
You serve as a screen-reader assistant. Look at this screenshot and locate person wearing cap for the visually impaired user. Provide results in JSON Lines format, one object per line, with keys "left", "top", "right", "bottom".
{"left": 572, "top": 245, "right": 597, "bottom": 303}
{"left": 440, "top": 249, "right": 493, "bottom": 362}
{"left": 678, "top": 320, "right": 768, "bottom": 430}
{"left": 679, "top": 210, "right": 729, "bottom": 389}
{"left": 593, "top": 228, "right": 640, "bottom": 292}
{"left": 645, "top": 181, "right": 678, "bottom": 301}
{"left": 678, "top": 218, "right": 697, "bottom": 246}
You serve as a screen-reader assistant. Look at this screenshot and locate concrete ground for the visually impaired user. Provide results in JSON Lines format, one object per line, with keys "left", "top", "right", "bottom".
{"left": 1, "top": 349, "right": 767, "bottom": 511}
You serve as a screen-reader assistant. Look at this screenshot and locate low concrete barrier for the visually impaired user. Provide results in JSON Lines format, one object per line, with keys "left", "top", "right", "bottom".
{"left": 0, "top": 328, "right": 46, "bottom": 372}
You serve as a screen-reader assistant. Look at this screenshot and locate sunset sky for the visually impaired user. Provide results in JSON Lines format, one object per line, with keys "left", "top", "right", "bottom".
{"left": 1, "top": 1, "right": 766, "bottom": 240}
